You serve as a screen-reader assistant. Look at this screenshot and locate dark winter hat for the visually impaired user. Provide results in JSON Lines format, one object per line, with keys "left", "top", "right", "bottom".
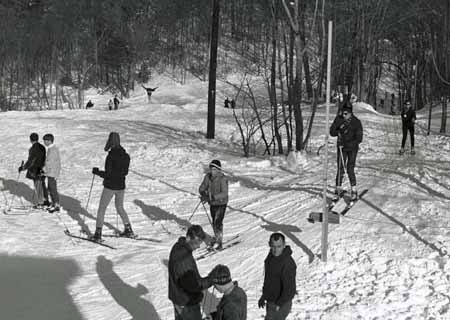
{"left": 104, "top": 132, "right": 121, "bottom": 151}
{"left": 341, "top": 101, "right": 353, "bottom": 113}
{"left": 210, "top": 264, "right": 232, "bottom": 285}
{"left": 209, "top": 159, "right": 222, "bottom": 170}
{"left": 30, "top": 132, "right": 39, "bottom": 142}
{"left": 43, "top": 133, "right": 54, "bottom": 142}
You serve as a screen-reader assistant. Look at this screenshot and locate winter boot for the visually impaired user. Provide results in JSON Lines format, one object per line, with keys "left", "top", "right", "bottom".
{"left": 90, "top": 227, "right": 102, "bottom": 242}
{"left": 214, "top": 231, "right": 223, "bottom": 250}
{"left": 399, "top": 148, "right": 405, "bottom": 155}
{"left": 47, "top": 203, "right": 60, "bottom": 213}
{"left": 351, "top": 186, "right": 358, "bottom": 201}
{"left": 119, "top": 223, "right": 135, "bottom": 238}
{"left": 333, "top": 186, "right": 344, "bottom": 201}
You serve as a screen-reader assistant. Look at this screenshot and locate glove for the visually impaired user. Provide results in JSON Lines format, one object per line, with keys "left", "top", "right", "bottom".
{"left": 258, "top": 296, "right": 266, "bottom": 308}
{"left": 92, "top": 167, "right": 100, "bottom": 175}
{"left": 200, "top": 193, "right": 209, "bottom": 204}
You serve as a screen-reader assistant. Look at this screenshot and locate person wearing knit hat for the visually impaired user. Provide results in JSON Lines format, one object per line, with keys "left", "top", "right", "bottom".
{"left": 199, "top": 159, "right": 229, "bottom": 250}
{"left": 329, "top": 99, "right": 363, "bottom": 201}
{"left": 205, "top": 265, "right": 247, "bottom": 320}
{"left": 90, "top": 132, "right": 134, "bottom": 241}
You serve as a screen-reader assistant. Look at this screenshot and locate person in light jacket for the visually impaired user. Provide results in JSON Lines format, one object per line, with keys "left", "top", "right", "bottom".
{"left": 43, "top": 133, "right": 61, "bottom": 213}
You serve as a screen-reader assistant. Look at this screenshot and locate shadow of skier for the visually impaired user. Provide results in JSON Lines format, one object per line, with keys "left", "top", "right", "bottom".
{"left": 96, "top": 255, "right": 161, "bottom": 320}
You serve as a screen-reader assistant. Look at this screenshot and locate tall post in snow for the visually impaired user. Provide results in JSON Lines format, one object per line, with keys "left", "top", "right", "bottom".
{"left": 206, "top": 0, "right": 221, "bottom": 139}
{"left": 322, "top": 21, "right": 333, "bottom": 263}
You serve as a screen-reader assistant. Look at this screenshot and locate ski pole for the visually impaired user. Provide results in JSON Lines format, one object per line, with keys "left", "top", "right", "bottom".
{"left": 201, "top": 202, "right": 214, "bottom": 230}
{"left": 188, "top": 199, "right": 202, "bottom": 222}
{"left": 81, "top": 174, "right": 95, "bottom": 234}
{"left": 338, "top": 146, "right": 350, "bottom": 190}
{"left": 6, "top": 162, "right": 23, "bottom": 212}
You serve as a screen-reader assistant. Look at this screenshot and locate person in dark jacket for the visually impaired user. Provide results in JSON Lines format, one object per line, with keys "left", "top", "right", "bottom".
{"left": 399, "top": 100, "right": 416, "bottom": 155}
{"left": 206, "top": 264, "right": 247, "bottom": 320}
{"left": 168, "top": 225, "right": 212, "bottom": 320}
{"left": 142, "top": 85, "right": 158, "bottom": 102}
{"left": 329, "top": 101, "right": 363, "bottom": 200}
{"left": 91, "top": 132, "right": 134, "bottom": 241}
{"left": 18, "top": 132, "right": 49, "bottom": 208}
{"left": 199, "top": 159, "right": 229, "bottom": 249}
{"left": 113, "top": 95, "right": 120, "bottom": 110}
{"left": 86, "top": 100, "right": 94, "bottom": 109}
{"left": 258, "top": 233, "right": 296, "bottom": 320}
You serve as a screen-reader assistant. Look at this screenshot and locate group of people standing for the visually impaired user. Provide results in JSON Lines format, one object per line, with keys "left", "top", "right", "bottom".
{"left": 18, "top": 132, "right": 61, "bottom": 213}
{"left": 168, "top": 225, "right": 297, "bottom": 320}
{"left": 108, "top": 95, "right": 121, "bottom": 110}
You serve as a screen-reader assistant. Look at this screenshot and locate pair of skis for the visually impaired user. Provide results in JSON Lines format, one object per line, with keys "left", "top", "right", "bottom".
{"left": 64, "top": 230, "right": 141, "bottom": 250}
{"left": 196, "top": 235, "right": 241, "bottom": 260}
{"left": 307, "top": 189, "right": 368, "bottom": 223}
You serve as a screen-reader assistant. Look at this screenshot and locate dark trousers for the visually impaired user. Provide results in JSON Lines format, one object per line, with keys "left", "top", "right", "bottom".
{"left": 47, "top": 177, "right": 59, "bottom": 205}
{"left": 210, "top": 205, "right": 226, "bottom": 234}
{"left": 335, "top": 147, "right": 358, "bottom": 187}
{"left": 174, "top": 304, "right": 202, "bottom": 320}
{"left": 33, "top": 177, "right": 48, "bottom": 205}
{"left": 265, "top": 301, "right": 292, "bottom": 320}
{"left": 401, "top": 124, "right": 415, "bottom": 148}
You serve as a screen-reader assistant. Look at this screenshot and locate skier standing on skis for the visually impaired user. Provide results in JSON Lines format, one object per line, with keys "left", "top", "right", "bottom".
{"left": 168, "top": 224, "right": 213, "bottom": 320}
{"left": 205, "top": 264, "right": 247, "bottom": 320}
{"left": 199, "top": 159, "right": 229, "bottom": 250}
{"left": 142, "top": 85, "right": 158, "bottom": 102}
{"left": 399, "top": 100, "right": 416, "bottom": 155}
{"left": 90, "top": 132, "right": 134, "bottom": 241}
{"left": 329, "top": 101, "right": 363, "bottom": 201}
{"left": 18, "top": 133, "right": 49, "bottom": 208}
{"left": 258, "top": 232, "right": 296, "bottom": 320}
{"left": 42, "top": 133, "right": 61, "bottom": 213}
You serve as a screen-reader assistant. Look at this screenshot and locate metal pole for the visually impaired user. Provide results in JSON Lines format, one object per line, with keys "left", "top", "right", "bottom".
{"left": 322, "top": 20, "right": 333, "bottom": 263}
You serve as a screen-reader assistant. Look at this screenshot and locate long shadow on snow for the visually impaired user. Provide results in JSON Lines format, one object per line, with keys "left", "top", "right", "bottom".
{"left": 360, "top": 197, "right": 448, "bottom": 257}
{"left": 96, "top": 255, "right": 161, "bottom": 320}
{"left": 361, "top": 165, "right": 450, "bottom": 201}
{"left": 228, "top": 204, "right": 315, "bottom": 263}
{"left": 0, "top": 177, "right": 118, "bottom": 235}
{"left": 0, "top": 255, "right": 85, "bottom": 320}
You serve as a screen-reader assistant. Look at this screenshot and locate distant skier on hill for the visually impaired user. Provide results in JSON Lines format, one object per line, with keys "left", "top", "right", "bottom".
{"left": 90, "top": 132, "right": 134, "bottom": 241}
{"left": 199, "top": 159, "right": 229, "bottom": 250}
{"left": 142, "top": 85, "right": 158, "bottom": 102}
{"left": 86, "top": 100, "right": 94, "bottom": 109}
{"left": 18, "top": 133, "right": 49, "bottom": 208}
{"left": 113, "top": 95, "right": 120, "bottom": 110}
{"left": 399, "top": 100, "right": 416, "bottom": 155}
{"left": 330, "top": 101, "right": 363, "bottom": 201}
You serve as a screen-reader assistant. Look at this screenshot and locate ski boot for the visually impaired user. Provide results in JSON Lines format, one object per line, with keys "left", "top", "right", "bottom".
{"left": 350, "top": 186, "right": 358, "bottom": 202}
{"left": 399, "top": 148, "right": 405, "bottom": 155}
{"left": 90, "top": 227, "right": 102, "bottom": 242}
{"left": 47, "top": 203, "right": 60, "bottom": 213}
{"left": 119, "top": 223, "right": 135, "bottom": 238}
{"left": 332, "top": 186, "right": 344, "bottom": 202}
{"left": 214, "top": 231, "right": 223, "bottom": 250}
{"left": 410, "top": 148, "right": 415, "bottom": 155}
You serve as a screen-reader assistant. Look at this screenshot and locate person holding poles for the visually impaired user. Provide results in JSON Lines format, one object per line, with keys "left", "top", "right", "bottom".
{"left": 18, "top": 132, "right": 49, "bottom": 208}
{"left": 90, "top": 132, "right": 134, "bottom": 241}
{"left": 399, "top": 100, "right": 416, "bottom": 155}
{"left": 199, "top": 159, "right": 228, "bottom": 250}
{"left": 329, "top": 101, "right": 363, "bottom": 201}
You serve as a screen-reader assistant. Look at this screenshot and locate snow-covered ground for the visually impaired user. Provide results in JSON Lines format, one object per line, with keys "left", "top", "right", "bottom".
{"left": 1, "top": 76, "right": 450, "bottom": 320}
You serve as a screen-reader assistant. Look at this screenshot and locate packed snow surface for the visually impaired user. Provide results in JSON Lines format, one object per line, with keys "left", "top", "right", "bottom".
{"left": 1, "top": 76, "right": 450, "bottom": 320}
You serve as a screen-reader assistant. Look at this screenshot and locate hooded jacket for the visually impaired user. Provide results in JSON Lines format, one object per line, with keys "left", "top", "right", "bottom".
{"left": 96, "top": 147, "right": 130, "bottom": 190}
{"left": 262, "top": 246, "right": 297, "bottom": 307}
{"left": 44, "top": 144, "right": 61, "bottom": 178}
{"left": 168, "top": 237, "right": 210, "bottom": 306}
{"left": 214, "top": 282, "right": 247, "bottom": 320}
{"left": 330, "top": 114, "right": 363, "bottom": 151}
{"left": 199, "top": 171, "right": 228, "bottom": 206}
{"left": 23, "top": 142, "right": 46, "bottom": 180}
